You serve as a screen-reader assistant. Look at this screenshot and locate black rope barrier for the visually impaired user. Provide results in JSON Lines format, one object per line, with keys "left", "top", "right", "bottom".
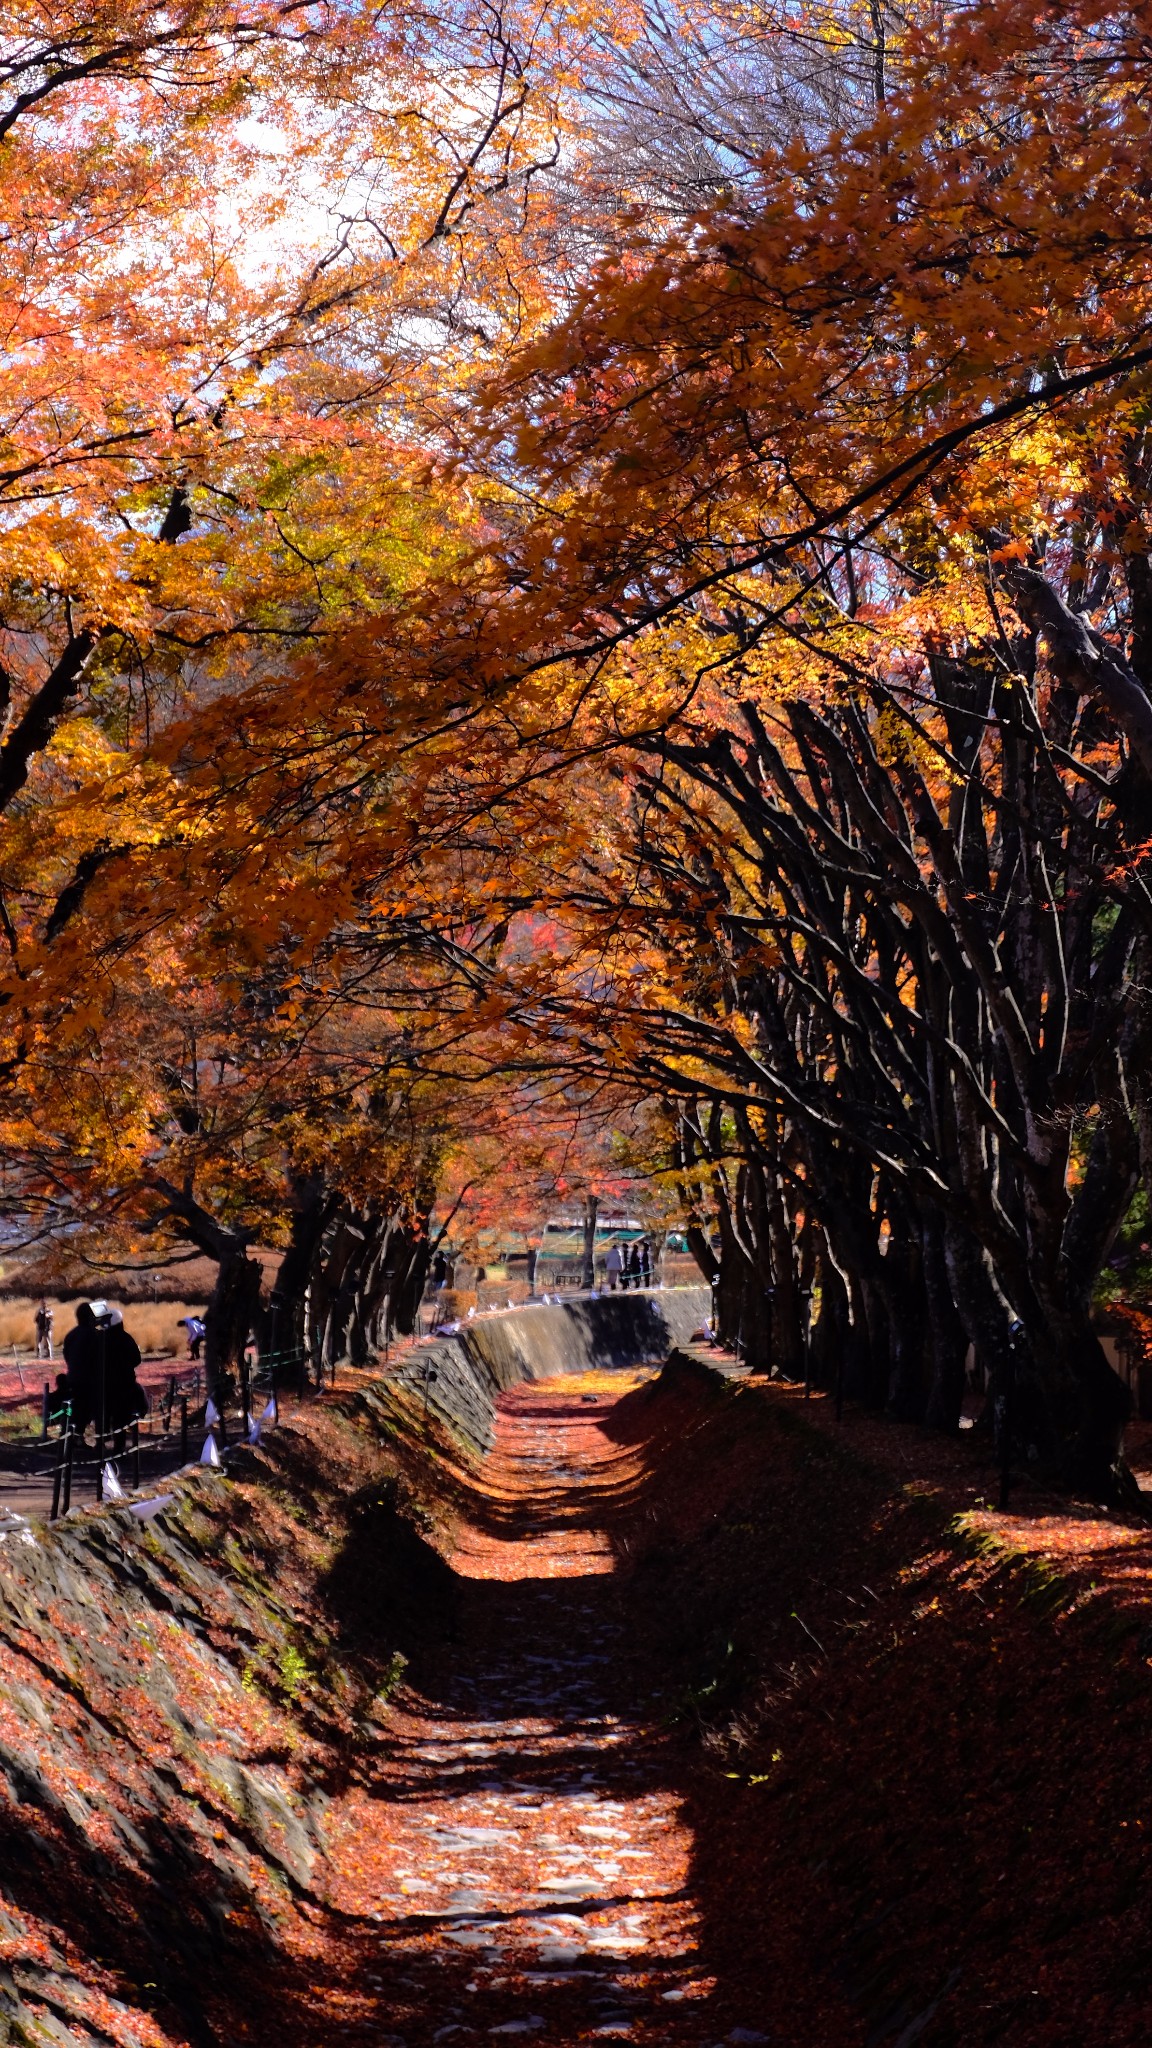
{"left": 32, "top": 1343, "right": 329, "bottom": 1521}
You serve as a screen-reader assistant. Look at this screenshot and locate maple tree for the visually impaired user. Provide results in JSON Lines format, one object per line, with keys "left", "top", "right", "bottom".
{"left": 0, "top": 895, "right": 531, "bottom": 1377}
{"left": 0, "top": 0, "right": 580, "bottom": 869}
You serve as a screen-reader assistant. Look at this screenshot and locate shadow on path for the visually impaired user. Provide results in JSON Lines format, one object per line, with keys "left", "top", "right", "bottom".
{"left": 304, "top": 1374, "right": 764, "bottom": 2048}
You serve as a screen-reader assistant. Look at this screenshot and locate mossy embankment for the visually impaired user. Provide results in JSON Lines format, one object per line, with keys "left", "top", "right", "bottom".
{"left": 0, "top": 1376, "right": 469, "bottom": 2047}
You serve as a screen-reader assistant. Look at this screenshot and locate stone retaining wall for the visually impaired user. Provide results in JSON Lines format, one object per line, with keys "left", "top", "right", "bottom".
{"left": 390, "top": 1287, "right": 711, "bottom": 1453}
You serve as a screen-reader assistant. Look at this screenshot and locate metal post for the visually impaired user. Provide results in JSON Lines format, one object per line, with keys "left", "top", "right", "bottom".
{"left": 270, "top": 1366, "right": 279, "bottom": 1426}
{"left": 241, "top": 1359, "right": 251, "bottom": 1440}
{"left": 61, "top": 1428, "right": 75, "bottom": 1515}
{"left": 41, "top": 1380, "right": 50, "bottom": 1442}
{"left": 132, "top": 1419, "right": 141, "bottom": 1489}
{"left": 179, "top": 1395, "right": 188, "bottom": 1464}
{"left": 50, "top": 1431, "right": 66, "bottom": 1520}
{"left": 581, "top": 1192, "right": 598, "bottom": 1291}
{"left": 165, "top": 1374, "right": 175, "bottom": 1432}
{"left": 95, "top": 1433, "right": 105, "bottom": 1502}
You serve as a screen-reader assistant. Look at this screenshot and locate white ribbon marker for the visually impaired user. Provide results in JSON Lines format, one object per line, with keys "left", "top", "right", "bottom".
{"left": 129, "top": 1495, "right": 175, "bottom": 1521}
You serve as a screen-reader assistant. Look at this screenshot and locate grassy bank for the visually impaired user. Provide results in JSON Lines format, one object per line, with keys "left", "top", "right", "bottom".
{"left": 0, "top": 1371, "right": 469, "bottom": 2045}
{"left": 605, "top": 1354, "right": 1152, "bottom": 2048}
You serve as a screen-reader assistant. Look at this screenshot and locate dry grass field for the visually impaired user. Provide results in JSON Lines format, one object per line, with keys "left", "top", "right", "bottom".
{"left": 0, "top": 1297, "right": 204, "bottom": 1359}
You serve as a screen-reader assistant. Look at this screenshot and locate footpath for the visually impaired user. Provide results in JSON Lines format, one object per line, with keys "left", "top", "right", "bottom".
{"left": 313, "top": 1370, "right": 751, "bottom": 2047}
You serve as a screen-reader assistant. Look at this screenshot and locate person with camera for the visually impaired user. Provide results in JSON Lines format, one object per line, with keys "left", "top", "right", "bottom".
{"left": 34, "top": 1299, "right": 54, "bottom": 1359}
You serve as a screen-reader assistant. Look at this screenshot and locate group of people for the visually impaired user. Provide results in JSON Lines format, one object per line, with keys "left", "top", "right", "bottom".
{"left": 603, "top": 1238, "right": 653, "bottom": 1291}
{"left": 49, "top": 1302, "right": 148, "bottom": 1439}
{"left": 31, "top": 1298, "right": 218, "bottom": 1444}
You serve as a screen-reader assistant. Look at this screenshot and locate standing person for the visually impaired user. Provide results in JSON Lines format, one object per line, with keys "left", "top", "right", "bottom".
{"left": 34, "top": 1299, "right": 54, "bottom": 1359}
{"left": 639, "top": 1238, "right": 651, "bottom": 1288}
{"left": 625, "top": 1242, "right": 641, "bottom": 1290}
{"left": 605, "top": 1242, "right": 623, "bottom": 1292}
{"left": 432, "top": 1249, "right": 448, "bottom": 1290}
{"left": 100, "top": 1307, "right": 146, "bottom": 1444}
{"left": 62, "top": 1303, "right": 100, "bottom": 1436}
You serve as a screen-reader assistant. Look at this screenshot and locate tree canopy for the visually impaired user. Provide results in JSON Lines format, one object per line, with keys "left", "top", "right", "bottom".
{"left": 6, "top": 0, "right": 1152, "bottom": 1497}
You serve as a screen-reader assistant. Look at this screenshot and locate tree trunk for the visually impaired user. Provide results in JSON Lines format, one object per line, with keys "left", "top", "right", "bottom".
{"left": 767, "top": 1171, "right": 805, "bottom": 1379}
{"left": 1060, "top": 1326, "right": 1136, "bottom": 1503}
{"left": 268, "top": 1180, "right": 335, "bottom": 1356}
{"left": 1010, "top": 1300, "right": 1136, "bottom": 1503}
{"left": 809, "top": 1239, "right": 848, "bottom": 1394}
{"left": 386, "top": 1223, "right": 432, "bottom": 1336}
{"left": 923, "top": 1210, "right": 969, "bottom": 1433}
{"left": 142, "top": 1177, "right": 265, "bottom": 1401}
{"left": 204, "top": 1244, "right": 263, "bottom": 1401}
{"left": 884, "top": 1198, "right": 928, "bottom": 1421}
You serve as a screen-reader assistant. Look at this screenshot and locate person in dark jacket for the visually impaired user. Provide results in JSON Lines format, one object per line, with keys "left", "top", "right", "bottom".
{"left": 34, "top": 1299, "right": 54, "bottom": 1359}
{"left": 101, "top": 1309, "right": 145, "bottom": 1434}
{"left": 625, "top": 1242, "right": 642, "bottom": 1290}
{"left": 62, "top": 1303, "right": 100, "bottom": 1433}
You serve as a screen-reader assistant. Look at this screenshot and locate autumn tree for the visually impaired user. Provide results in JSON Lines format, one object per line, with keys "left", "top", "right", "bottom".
{"left": 0, "top": 881, "right": 530, "bottom": 1376}
{"left": 0, "top": 0, "right": 602, "bottom": 1375}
